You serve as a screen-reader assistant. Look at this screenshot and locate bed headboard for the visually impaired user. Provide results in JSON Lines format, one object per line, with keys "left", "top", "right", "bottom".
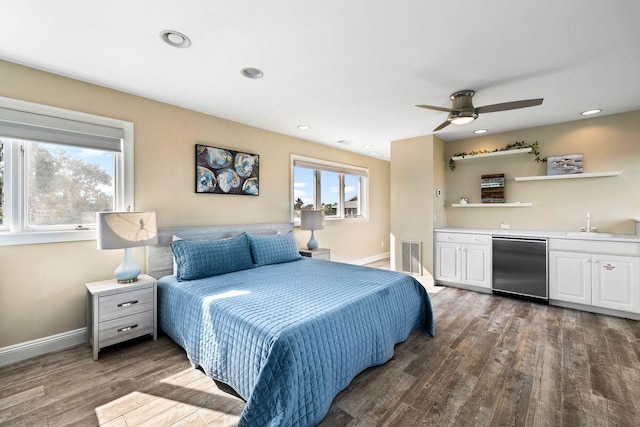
{"left": 146, "top": 222, "right": 294, "bottom": 279}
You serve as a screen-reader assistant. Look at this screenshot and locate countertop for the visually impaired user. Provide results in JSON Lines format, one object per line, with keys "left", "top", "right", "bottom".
{"left": 435, "top": 227, "right": 640, "bottom": 243}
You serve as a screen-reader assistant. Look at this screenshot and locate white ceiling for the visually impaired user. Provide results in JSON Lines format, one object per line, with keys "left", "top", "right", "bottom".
{"left": 2, "top": 1, "right": 640, "bottom": 160}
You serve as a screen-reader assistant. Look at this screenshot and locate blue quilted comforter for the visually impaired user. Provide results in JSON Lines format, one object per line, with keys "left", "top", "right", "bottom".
{"left": 157, "top": 258, "right": 434, "bottom": 426}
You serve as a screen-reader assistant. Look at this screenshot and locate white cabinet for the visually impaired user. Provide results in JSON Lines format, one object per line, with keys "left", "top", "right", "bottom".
{"left": 435, "top": 242, "right": 461, "bottom": 282}
{"left": 549, "top": 251, "right": 591, "bottom": 305}
{"left": 592, "top": 255, "right": 640, "bottom": 313}
{"left": 435, "top": 232, "right": 491, "bottom": 289}
{"left": 549, "top": 239, "right": 640, "bottom": 314}
{"left": 462, "top": 244, "right": 492, "bottom": 287}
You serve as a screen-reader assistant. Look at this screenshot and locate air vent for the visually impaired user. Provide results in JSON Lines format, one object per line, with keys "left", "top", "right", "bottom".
{"left": 401, "top": 240, "right": 422, "bottom": 275}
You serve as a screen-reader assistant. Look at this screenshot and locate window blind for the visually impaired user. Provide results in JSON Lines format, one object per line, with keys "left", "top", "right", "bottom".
{"left": 0, "top": 107, "right": 123, "bottom": 152}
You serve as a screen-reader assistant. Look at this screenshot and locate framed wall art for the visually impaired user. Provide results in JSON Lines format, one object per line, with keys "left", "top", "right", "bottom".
{"left": 195, "top": 144, "right": 259, "bottom": 195}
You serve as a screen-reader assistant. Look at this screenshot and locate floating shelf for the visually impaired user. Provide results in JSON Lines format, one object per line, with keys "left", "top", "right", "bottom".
{"left": 451, "top": 147, "right": 532, "bottom": 161}
{"left": 451, "top": 202, "right": 533, "bottom": 208}
{"left": 514, "top": 171, "right": 623, "bottom": 182}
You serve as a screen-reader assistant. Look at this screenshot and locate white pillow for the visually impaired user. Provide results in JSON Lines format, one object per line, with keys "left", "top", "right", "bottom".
{"left": 172, "top": 235, "right": 183, "bottom": 275}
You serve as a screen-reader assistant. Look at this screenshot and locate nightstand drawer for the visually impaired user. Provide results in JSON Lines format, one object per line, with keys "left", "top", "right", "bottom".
{"left": 98, "top": 311, "right": 154, "bottom": 348}
{"left": 299, "top": 248, "right": 331, "bottom": 260}
{"left": 99, "top": 287, "right": 154, "bottom": 322}
{"left": 309, "top": 251, "right": 330, "bottom": 260}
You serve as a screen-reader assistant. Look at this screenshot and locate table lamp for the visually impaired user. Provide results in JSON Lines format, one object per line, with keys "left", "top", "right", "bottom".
{"left": 300, "top": 209, "right": 325, "bottom": 250}
{"left": 97, "top": 211, "right": 158, "bottom": 283}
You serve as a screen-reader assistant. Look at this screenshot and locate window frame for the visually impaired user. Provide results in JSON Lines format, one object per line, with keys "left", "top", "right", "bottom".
{"left": 0, "top": 96, "right": 134, "bottom": 246}
{"left": 291, "top": 154, "right": 369, "bottom": 226}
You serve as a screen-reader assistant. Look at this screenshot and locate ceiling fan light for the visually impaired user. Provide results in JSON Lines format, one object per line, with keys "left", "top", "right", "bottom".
{"left": 450, "top": 116, "right": 476, "bottom": 125}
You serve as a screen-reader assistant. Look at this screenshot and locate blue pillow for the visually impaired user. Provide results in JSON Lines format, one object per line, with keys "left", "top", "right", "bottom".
{"left": 170, "top": 233, "right": 255, "bottom": 281}
{"left": 248, "top": 232, "right": 302, "bottom": 266}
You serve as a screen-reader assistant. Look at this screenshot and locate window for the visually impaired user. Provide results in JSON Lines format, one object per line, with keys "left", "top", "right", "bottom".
{"left": 292, "top": 155, "right": 368, "bottom": 225}
{"left": 320, "top": 170, "right": 339, "bottom": 217}
{"left": 0, "top": 97, "right": 133, "bottom": 245}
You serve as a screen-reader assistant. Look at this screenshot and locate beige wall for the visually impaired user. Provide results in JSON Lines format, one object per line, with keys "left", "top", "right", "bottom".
{"left": 444, "top": 111, "right": 640, "bottom": 233}
{"left": 390, "top": 134, "right": 445, "bottom": 275}
{"left": 0, "top": 60, "right": 390, "bottom": 347}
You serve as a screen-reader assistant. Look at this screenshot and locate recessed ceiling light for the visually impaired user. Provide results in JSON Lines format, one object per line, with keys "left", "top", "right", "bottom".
{"left": 241, "top": 67, "right": 264, "bottom": 79}
{"left": 160, "top": 30, "right": 191, "bottom": 48}
{"left": 297, "top": 125, "right": 311, "bottom": 130}
{"left": 362, "top": 144, "right": 373, "bottom": 149}
{"left": 473, "top": 129, "right": 488, "bottom": 134}
{"left": 581, "top": 109, "right": 602, "bottom": 116}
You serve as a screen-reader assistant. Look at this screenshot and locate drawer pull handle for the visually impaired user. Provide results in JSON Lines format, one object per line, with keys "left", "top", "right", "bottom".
{"left": 117, "top": 325, "right": 138, "bottom": 333}
{"left": 118, "top": 300, "right": 138, "bottom": 308}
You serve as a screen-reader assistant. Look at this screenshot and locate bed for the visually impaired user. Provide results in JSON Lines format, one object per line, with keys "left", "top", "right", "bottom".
{"left": 148, "top": 223, "right": 434, "bottom": 427}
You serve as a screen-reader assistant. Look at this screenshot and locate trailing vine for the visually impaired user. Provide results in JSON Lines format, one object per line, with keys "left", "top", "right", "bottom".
{"left": 449, "top": 140, "right": 546, "bottom": 171}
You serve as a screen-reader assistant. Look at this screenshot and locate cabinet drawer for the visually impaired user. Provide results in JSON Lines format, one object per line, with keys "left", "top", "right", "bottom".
{"left": 98, "top": 311, "right": 154, "bottom": 348}
{"left": 548, "top": 239, "right": 640, "bottom": 256}
{"left": 436, "top": 232, "right": 491, "bottom": 245}
{"left": 99, "top": 287, "right": 154, "bottom": 322}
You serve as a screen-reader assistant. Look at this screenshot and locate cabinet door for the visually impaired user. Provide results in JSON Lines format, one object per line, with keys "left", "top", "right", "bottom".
{"left": 462, "top": 244, "right": 491, "bottom": 288}
{"left": 549, "top": 251, "right": 591, "bottom": 305}
{"left": 435, "top": 242, "right": 461, "bottom": 283}
{"left": 591, "top": 255, "right": 640, "bottom": 313}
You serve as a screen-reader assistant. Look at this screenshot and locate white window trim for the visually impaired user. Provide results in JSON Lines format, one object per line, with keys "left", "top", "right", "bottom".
{"left": 291, "top": 154, "right": 369, "bottom": 225}
{"left": 0, "top": 96, "right": 134, "bottom": 246}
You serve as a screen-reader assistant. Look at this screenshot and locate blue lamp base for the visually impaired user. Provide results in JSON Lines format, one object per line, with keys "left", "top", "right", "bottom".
{"left": 306, "top": 230, "right": 319, "bottom": 250}
{"left": 114, "top": 248, "right": 141, "bottom": 283}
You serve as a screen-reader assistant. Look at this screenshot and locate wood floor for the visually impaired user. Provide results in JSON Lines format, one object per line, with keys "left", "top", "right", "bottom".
{"left": 2, "top": 286, "right": 640, "bottom": 426}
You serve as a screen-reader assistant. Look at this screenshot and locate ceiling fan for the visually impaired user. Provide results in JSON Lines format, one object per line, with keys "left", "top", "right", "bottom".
{"left": 416, "top": 90, "right": 543, "bottom": 132}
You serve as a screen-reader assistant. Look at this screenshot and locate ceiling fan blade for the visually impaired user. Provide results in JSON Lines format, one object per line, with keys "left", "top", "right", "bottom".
{"left": 416, "top": 104, "right": 454, "bottom": 113}
{"left": 476, "top": 98, "right": 543, "bottom": 114}
{"left": 433, "top": 120, "right": 451, "bottom": 132}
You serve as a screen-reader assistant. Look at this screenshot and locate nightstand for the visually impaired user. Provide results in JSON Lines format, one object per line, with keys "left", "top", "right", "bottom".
{"left": 85, "top": 274, "right": 157, "bottom": 360}
{"left": 299, "top": 247, "right": 331, "bottom": 261}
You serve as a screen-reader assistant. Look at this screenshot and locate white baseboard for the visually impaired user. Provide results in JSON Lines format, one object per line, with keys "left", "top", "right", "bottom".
{"left": 348, "top": 251, "right": 390, "bottom": 266}
{"left": 0, "top": 327, "right": 87, "bottom": 368}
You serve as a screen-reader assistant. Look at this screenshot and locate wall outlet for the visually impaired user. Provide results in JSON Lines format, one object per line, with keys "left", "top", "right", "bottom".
{"left": 500, "top": 221, "right": 510, "bottom": 229}
{"left": 435, "top": 188, "right": 442, "bottom": 197}
{"left": 380, "top": 241, "right": 384, "bottom": 247}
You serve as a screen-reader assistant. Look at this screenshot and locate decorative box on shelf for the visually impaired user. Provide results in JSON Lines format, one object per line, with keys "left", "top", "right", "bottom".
{"left": 481, "top": 173, "right": 505, "bottom": 203}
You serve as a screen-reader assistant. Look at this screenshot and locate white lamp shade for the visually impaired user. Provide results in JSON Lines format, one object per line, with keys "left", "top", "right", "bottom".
{"left": 97, "top": 212, "right": 158, "bottom": 249}
{"left": 300, "top": 209, "right": 325, "bottom": 231}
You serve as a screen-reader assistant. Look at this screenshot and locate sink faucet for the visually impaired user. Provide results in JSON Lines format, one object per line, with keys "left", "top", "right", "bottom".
{"left": 580, "top": 212, "right": 598, "bottom": 232}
